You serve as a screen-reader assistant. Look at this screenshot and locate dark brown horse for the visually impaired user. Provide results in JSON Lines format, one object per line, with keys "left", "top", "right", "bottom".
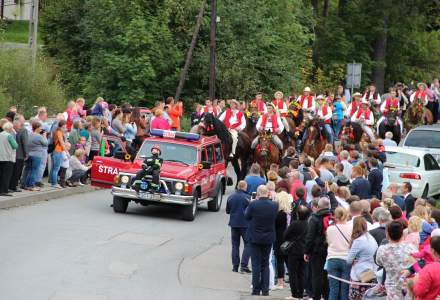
{"left": 303, "top": 117, "right": 327, "bottom": 159}
{"left": 340, "top": 120, "right": 363, "bottom": 145}
{"left": 254, "top": 131, "right": 280, "bottom": 173}
{"left": 244, "top": 106, "right": 259, "bottom": 142}
{"left": 192, "top": 113, "right": 252, "bottom": 183}
{"left": 378, "top": 109, "right": 402, "bottom": 144}
{"left": 404, "top": 100, "right": 434, "bottom": 132}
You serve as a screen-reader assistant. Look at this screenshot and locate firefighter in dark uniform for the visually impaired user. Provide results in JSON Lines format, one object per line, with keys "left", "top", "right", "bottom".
{"left": 133, "top": 144, "right": 163, "bottom": 192}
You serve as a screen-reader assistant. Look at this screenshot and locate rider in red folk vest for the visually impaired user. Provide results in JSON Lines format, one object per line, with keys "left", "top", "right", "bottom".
{"left": 250, "top": 92, "right": 267, "bottom": 114}
{"left": 297, "top": 86, "right": 315, "bottom": 116}
{"left": 203, "top": 99, "right": 219, "bottom": 117}
{"left": 218, "top": 99, "right": 246, "bottom": 158}
{"left": 377, "top": 88, "right": 403, "bottom": 134}
{"left": 271, "top": 91, "right": 290, "bottom": 132}
{"left": 410, "top": 82, "right": 429, "bottom": 106}
{"left": 346, "top": 92, "right": 362, "bottom": 117}
{"left": 351, "top": 99, "right": 375, "bottom": 141}
{"left": 315, "top": 95, "right": 334, "bottom": 144}
{"left": 251, "top": 103, "right": 284, "bottom": 151}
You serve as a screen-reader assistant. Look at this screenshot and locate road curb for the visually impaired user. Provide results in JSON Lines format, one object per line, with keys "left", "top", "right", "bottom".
{"left": 0, "top": 185, "right": 100, "bottom": 209}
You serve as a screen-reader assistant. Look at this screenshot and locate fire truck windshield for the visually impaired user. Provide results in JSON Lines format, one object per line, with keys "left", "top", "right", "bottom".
{"left": 138, "top": 141, "right": 198, "bottom": 165}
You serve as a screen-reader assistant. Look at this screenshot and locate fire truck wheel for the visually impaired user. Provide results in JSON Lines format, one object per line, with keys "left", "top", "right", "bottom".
{"left": 207, "top": 185, "right": 223, "bottom": 212}
{"left": 182, "top": 192, "right": 198, "bottom": 221}
{"left": 113, "top": 196, "right": 129, "bottom": 213}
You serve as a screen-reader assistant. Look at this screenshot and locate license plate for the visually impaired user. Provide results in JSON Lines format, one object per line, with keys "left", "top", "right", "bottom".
{"left": 140, "top": 193, "right": 161, "bottom": 201}
{"left": 121, "top": 184, "right": 126, "bottom": 189}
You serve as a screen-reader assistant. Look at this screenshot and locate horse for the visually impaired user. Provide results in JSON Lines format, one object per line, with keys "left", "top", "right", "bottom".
{"left": 405, "top": 100, "right": 434, "bottom": 132}
{"left": 244, "top": 107, "right": 259, "bottom": 142}
{"left": 254, "top": 131, "right": 280, "bottom": 174}
{"left": 303, "top": 117, "right": 327, "bottom": 159}
{"left": 283, "top": 102, "right": 304, "bottom": 150}
{"left": 192, "top": 113, "right": 252, "bottom": 183}
{"left": 378, "top": 109, "right": 401, "bottom": 144}
{"left": 340, "top": 120, "right": 363, "bottom": 145}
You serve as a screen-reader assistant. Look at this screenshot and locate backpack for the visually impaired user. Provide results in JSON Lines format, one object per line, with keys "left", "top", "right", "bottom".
{"left": 322, "top": 213, "right": 336, "bottom": 235}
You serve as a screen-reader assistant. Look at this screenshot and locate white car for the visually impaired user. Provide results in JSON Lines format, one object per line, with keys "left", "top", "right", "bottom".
{"left": 401, "top": 125, "right": 440, "bottom": 164}
{"left": 384, "top": 146, "right": 440, "bottom": 198}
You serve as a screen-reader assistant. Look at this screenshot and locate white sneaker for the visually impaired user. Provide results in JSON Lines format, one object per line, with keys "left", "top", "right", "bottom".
{"left": 51, "top": 184, "right": 63, "bottom": 189}
{"left": 78, "top": 182, "right": 84, "bottom": 186}
{"left": 272, "top": 285, "right": 284, "bottom": 290}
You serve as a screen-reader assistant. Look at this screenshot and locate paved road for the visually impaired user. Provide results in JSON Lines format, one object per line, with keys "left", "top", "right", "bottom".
{"left": 0, "top": 184, "right": 256, "bottom": 300}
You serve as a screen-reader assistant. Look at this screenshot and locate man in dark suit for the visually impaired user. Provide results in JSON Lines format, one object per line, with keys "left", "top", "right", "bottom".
{"left": 245, "top": 185, "right": 278, "bottom": 296}
{"left": 226, "top": 180, "right": 251, "bottom": 273}
{"left": 367, "top": 158, "right": 383, "bottom": 199}
{"left": 402, "top": 182, "right": 417, "bottom": 218}
{"left": 369, "top": 207, "right": 392, "bottom": 245}
{"left": 350, "top": 166, "right": 371, "bottom": 200}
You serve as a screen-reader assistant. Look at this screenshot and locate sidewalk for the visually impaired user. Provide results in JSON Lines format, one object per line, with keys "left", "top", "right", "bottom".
{"left": 0, "top": 185, "right": 99, "bottom": 209}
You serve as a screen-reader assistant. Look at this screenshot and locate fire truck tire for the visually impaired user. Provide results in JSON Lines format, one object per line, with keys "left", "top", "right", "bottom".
{"left": 113, "top": 196, "right": 129, "bottom": 213}
{"left": 182, "top": 192, "right": 198, "bottom": 221}
{"left": 208, "top": 185, "right": 223, "bottom": 212}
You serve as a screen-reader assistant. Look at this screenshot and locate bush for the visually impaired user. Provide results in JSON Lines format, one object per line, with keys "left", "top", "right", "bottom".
{"left": 0, "top": 50, "right": 66, "bottom": 118}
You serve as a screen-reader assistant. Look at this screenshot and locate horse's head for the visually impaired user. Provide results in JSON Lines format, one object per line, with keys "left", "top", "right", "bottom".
{"left": 258, "top": 131, "right": 272, "bottom": 156}
{"left": 245, "top": 107, "right": 260, "bottom": 125}
{"left": 386, "top": 108, "right": 398, "bottom": 126}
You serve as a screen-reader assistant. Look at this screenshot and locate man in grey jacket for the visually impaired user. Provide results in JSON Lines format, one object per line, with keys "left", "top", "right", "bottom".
{"left": 9, "top": 115, "right": 27, "bottom": 192}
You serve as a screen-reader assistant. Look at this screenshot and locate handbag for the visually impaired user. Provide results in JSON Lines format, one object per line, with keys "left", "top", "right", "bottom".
{"left": 280, "top": 241, "right": 294, "bottom": 255}
{"left": 359, "top": 269, "right": 377, "bottom": 283}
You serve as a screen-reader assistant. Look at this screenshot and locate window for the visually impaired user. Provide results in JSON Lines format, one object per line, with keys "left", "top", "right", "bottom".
{"left": 404, "top": 130, "right": 440, "bottom": 149}
{"left": 205, "top": 145, "right": 214, "bottom": 163}
{"left": 424, "top": 154, "right": 440, "bottom": 171}
{"left": 214, "top": 143, "right": 224, "bottom": 163}
{"left": 385, "top": 151, "right": 420, "bottom": 167}
{"left": 138, "top": 141, "right": 197, "bottom": 165}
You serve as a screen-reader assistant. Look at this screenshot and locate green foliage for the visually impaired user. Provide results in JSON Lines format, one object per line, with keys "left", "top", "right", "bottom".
{"left": 41, "top": 0, "right": 311, "bottom": 104}
{"left": 0, "top": 50, "right": 65, "bottom": 118}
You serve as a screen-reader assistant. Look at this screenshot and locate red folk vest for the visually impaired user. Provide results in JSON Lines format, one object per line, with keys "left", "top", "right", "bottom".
{"left": 251, "top": 100, "right": 265, "bottom": 112}
{"left": 204, "top": 106, "right": 218, "bottom": 116}
{"left": 316, "top": 106, "right": 331, "bottom": 124}
{"left": 350, "top": 101, "right": 359, "bottom": 116}
{"left": 385, "top": 98, "right": 399, "bottom": 113}
{"left": 272, "top": 99, "right": 285, "bottom": 110}
{"left": 414, "top": 91, "right": 427, "bottom": 100}
{"left": 261, "top": 113, "right": 278, "bottom": 132}
{"left": 224, "top": 109, "right": 243, "bottom": 129}
{"left": 300, "top": 95, "right": 314, "bottom": 108}
{"left": 356, "top": 108, "right": 371, "bottom": 120}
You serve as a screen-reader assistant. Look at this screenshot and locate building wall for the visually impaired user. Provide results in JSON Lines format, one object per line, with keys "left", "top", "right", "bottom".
{"left": 2, "top": 1, "right": 31, "bottom": 21}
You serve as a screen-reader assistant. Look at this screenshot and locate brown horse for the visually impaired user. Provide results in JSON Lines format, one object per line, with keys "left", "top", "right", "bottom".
{"left": 244, "top": 107, "right": 259, "bottom": 142}
{"left": 303, "top": 118, "right": 327, "bottom": 159}
{"left": 340, "top": 120, "right": 363, "bottom": 145}
{"left": 404, "top": 100, "right": 434, "bottom": 132}
{"left": 254, "top": 131, "right": 280, "bottom": 174}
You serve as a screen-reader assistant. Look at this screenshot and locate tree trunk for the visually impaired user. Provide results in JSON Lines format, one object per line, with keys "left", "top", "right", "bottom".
{"left": 174, "top": 0, "right": 207, "bottom": 100}
{"left": 311, "top": 0, "right": 319, "bottom": 15}
{"left": 323, "top": 0, "right": 329, "bottom": 17}
{"left": 338, "top": 0, "right": 348, "bottom": 17}
{"left": 208, "top": 0, "right": 217, "bottom": 100}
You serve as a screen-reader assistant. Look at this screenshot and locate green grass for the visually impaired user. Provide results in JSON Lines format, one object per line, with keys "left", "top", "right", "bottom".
{"left": 0, "top": 20, "right": 42, "bottom": 44}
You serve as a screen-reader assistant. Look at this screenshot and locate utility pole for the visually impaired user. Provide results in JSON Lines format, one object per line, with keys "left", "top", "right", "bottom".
{"left": 174, "top": 0, "right": 206, "bottom": 101}
{"left": 28, "top": 0, "right": 39, "bottom": 71}
{"left": 208, "top": 0, "right": 217, "bottom": 101}
{"left": 1, "top": 0, "right": 4, "bottom": 20}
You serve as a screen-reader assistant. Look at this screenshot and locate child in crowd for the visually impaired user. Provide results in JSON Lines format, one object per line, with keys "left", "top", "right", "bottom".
{"left": 404, "top": 216, "right": 422, "bottom": 248}
{"left": 59, "top": 142, "right": 71, "bottom": 188}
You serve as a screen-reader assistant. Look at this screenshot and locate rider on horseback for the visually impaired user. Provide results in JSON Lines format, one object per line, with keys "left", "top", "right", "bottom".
{"left": 315, "top": 95, "right": 334, "bottom": 144}
{"left": 252, "top": 103, "right": 284, "bottom": 151}
{"left": 203, "top": 98, "right": 219, "bottom": 117}
{"left": 410, "top": 82, "right": 429, "bottom": 106}
{"left": 218, "top": 99, "right": 246, "bottom": 158}
{"left": 377, "top": 88, "right": 403, "bottom": 134}
{"left": 272, "top": 91, "right": 290, "bottom": 132}
{"left": 250, "top": 92, "right": 267, "bottom": 114}
{"left": 345, "top": 92, "right": 362, "bottom": 118}
{"left": 297, "top": 87, "right": 315, "bottom": 119}
{"left": 351, "top": 99, "right": 375, "bottom": 142}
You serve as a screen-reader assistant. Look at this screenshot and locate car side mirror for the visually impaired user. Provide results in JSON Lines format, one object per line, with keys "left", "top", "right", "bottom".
{"left": 201, "top": 161, "right": 211, "bottom": 169}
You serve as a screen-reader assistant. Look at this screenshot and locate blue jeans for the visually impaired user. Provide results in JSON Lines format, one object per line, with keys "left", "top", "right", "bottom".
{"left": 333, "top": 119, "right": 343, "bottom": 140}
{"left": 36, "top": 150, "right": 48, "bottom": 183}
{"left": 327, "top": 258, "right": 350, "bottom": 300}
{"left": 231, "top": 227, "right": 250, "bottom": 269}
{"left": 50, "top": 151, "right": 63, "bottom": 185}
{"left": 24, "top": 156, "right": 42, "bottom": 188}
